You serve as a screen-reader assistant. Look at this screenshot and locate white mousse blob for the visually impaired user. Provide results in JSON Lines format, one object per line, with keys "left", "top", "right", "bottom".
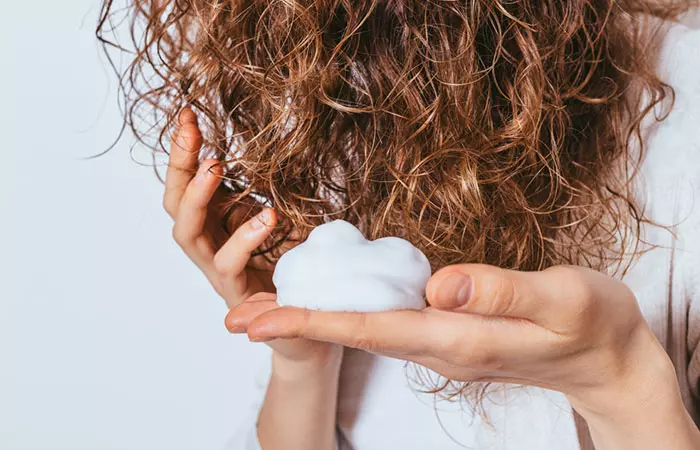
{"left": 272, "top": 220, "right": 431, "bottom": 312}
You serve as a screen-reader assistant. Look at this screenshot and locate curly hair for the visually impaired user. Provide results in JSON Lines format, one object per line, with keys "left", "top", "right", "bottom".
{"left": 97, "top": 0, "right": 695, "bottom": 399}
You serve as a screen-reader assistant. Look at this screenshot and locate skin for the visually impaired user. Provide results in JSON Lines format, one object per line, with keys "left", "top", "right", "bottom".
{"left": 232, "top": 266, "right": 700, "bottom": 449}
{"left": 167, "top": 108, "right": 700, "bottom": 449}
{"left": 164, "top": 108, "right": 342, "bottom": 450}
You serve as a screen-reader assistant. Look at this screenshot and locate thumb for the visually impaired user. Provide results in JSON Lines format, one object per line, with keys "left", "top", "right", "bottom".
{"left": 426, "top": 264, "right": 600, "bottom": 328}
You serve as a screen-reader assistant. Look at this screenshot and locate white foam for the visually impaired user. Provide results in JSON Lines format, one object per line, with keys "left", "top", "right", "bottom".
{"left": 272, "top": 220, "right": 431, "bottom": 312}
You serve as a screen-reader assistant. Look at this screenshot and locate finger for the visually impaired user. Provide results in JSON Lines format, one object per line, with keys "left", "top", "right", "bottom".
{"left": 246, "top": 306, "right": 547, "bottom": 364}
{"left": 224, "top": 293, "right": 278, "bottom": 332}
{"left": 247, "top": 308, "right": 435, "bottom": 355}
{"left": 213, "top": 208, "right": 277, "bottom": 295}
{"left": 163, "top": 108, "right": 203, "bottom": 217}
{"left": 426, "top": 264, "right": 599, "bottom": 332}
{"left": 172, "top": 159, "right": 223, "bottom": 266}
{"left": 222, "top": 196, "right": 264, "bottom": 234}
{"left": 426, "top": 264, "right": 530, "bottom": 315}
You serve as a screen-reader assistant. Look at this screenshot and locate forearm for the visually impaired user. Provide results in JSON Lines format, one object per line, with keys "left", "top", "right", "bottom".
{"left": 583, "top": 393, "right": 700, "bottom": 450}
{"left": 569, "top": 332, "right": 700, "bottom": 450}
{"left": 257, "top": 348, "right": 343, "bottom": 450}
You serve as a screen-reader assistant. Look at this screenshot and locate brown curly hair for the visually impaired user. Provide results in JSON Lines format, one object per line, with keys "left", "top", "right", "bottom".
{"left": 97, "top": 0, "right": 694, "bottom": 399}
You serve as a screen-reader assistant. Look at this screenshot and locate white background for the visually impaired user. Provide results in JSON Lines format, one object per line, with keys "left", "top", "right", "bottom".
{"left": 1, "top": 2, "right": 264, "bottom": 449}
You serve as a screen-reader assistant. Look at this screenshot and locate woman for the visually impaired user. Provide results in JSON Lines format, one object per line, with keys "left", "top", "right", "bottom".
{"left": 99, "top": 0, "right": 700, "bottom": 448}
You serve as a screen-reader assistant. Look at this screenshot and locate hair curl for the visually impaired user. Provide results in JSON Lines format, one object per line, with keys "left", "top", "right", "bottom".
{"left": 97, "top": 0, "right": 695, "bottom": 401}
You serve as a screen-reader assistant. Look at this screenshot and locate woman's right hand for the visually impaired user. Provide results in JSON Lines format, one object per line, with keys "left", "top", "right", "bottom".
{"left": 163, "top": 109, "right": 342, "bottom": 450}
{"left": 163, "top": 107, "right": 277, "bottom": 309}
{"left": 164, "top": 108, "right": 342, "bottom": 367}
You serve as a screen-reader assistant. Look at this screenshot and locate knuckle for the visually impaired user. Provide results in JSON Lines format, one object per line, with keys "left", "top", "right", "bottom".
{"left": 211, "top": 278, "right": 227, "bottom": 299}
{"left": 171, "top": 223, "right": 192, "bottom": 246}
{"left": 204, "top": 269, "right": 228, "bottom": 296}
{"left": 299, "top": 309, "right": 315, "bottom": 338}
{"left": 212, "top": 252, "right": 231, "bottom": 275}
{"left": 545, "top": 266, "right": 602, "bottom": 334}
{"left": 441, "top": 330, "right": 502, "bottom": 373}
{"left": 350, "top": 315, "right": 382, "bottom": 353}
{"left": 489, "top": 275, "right": 517, "bottom": 316}
{"left": 551, "top": 266, "right": 595, "bottom": 312}
{"left": 162, "top": 196, "right": 177, "bottom": 217}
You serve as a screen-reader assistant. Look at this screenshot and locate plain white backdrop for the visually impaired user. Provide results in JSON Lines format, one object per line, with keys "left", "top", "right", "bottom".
{"left": 1, "top": 2, "right": 264, "bottom": 449}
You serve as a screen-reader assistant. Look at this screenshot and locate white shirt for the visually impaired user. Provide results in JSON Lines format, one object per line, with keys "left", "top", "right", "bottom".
{"left": 225, "top": 15, "right": 700, "bottom": 450}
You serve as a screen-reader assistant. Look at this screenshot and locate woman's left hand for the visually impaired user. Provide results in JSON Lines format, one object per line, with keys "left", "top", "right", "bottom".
{"left": 226, "top": 264, "right": 700, "bottom": 449}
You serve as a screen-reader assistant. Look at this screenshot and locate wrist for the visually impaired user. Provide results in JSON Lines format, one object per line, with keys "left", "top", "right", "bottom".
{"left": 574, "top": 370, "right": 698, "bottom": 450}
{"left": 566, "top": 327, "right": 700, "bottom": 449}
{"left": 567, "top": 325, "right": 676, "bottom": 422}
{"left": 271, "top": 345, "right": 344, "bottom": 382}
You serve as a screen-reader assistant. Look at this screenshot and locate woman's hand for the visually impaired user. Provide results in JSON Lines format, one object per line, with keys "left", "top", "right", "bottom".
{"left": 163, "top": 108, "right": 342, "bottom": 450}
{"left": 164, "top": 108, "right": 341, "bottom": 367}
{"left": 164, "top": 108, "right": 276, "bottom": 309}
{"left": 232, "top": 263, "right": 700, "bottom": 449}
{"left": 225, "top": 292, "right": 342, "bottom": 367}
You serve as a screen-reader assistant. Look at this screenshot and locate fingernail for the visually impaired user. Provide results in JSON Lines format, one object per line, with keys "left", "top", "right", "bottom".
{"left": 179, "top": 108, "right": 198, "bottom": 125}
{"left": 250, "top": 210, "right": 271, "bottom": 230}
{"left": 438, "top": 273, "right": 472, "bottom": 307}
{"left": 249, "top": 335, "right": 273, "bottom": 343}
